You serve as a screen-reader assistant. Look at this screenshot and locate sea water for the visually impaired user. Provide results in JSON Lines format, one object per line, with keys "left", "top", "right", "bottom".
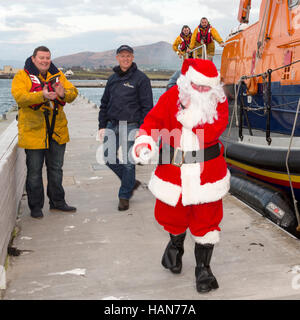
{"left": 77, "top": 86, "right": 166, "bottom": 106}
{"left": 0, "top": 79, "right": 165, "bottom": 115}
{"left": 0, "top": 79, "right": 14, "bottom": 115}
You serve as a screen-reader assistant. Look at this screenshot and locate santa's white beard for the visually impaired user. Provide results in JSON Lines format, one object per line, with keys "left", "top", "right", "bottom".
{"left": 176, "top": 75, "right": 226, "bottom": 129}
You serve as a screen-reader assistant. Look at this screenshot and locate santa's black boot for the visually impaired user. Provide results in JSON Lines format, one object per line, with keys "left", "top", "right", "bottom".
{"left": 161, "top": 232, "right": 186, "bottom": 274}
{"left": 194, "top": 243, "right": 219, "bottom": 293}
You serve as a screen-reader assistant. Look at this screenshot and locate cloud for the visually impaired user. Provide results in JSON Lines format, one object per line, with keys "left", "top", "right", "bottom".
{"left": 0, "top": 0, "right": 261, "bottom": 60}
{"left": 4, "top": 14, "right": 60, "bottom": 28}
{"left": 0, "top": 30, "right": 31, "bottom": 42}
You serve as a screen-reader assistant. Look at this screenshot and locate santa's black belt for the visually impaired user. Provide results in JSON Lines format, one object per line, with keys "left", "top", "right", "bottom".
{"left": 158, "top": 143, "right": 220, "bottom": 167}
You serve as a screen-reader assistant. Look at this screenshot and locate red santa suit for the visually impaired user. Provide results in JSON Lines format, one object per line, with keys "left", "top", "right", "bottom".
{"left": 132, "top": 59, "right": 230, "bottom": 245}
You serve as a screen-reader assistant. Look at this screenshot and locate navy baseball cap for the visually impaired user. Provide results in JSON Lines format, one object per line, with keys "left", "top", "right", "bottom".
{"left": 116, "top": 45, "right": 134, "bottom": 54}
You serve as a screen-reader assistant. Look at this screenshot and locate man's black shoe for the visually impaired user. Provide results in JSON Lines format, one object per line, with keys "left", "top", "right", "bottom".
{"left": 118, "top": 198, "right": 129, "bottom": 211}
{"left": 31, "top": 209, "right": 44, "bottom": 219}
{"left": 50, "top": 203, "right": 77, "bottom": 212}
{"left": 131, "top": 180, "right": 141, "bottom": 198}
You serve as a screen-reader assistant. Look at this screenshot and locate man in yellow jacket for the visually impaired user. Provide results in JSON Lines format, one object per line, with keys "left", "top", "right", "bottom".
{"left": 188, "top": 17, "right": 225, "bottom": 61}
{"left": 172, "top": 25, "right": 192, "bottom": 59}
{"left": 11, "top": 46, "right": 78, "bottom": 219}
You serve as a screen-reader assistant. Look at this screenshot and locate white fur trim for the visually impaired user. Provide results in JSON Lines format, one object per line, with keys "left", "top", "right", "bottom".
{"left": 148, "top": 172, "right": 181, "bottom": 207}
{"left": 148, "top": 169, "right": 230, "bottom": 207}
{"left": 186, "top": 66, "right": 220, "bottom": 87}
{"left": 181, "top": 169, "right": 231, "bottom": 206}
{"left": 179, "top": 128, "right": 202, "bottom": 204}
{"left": 180, "top": 127, "right": 201, "bottom": 151}
{"left": 181, "top": 163, "right": 201, "bottom": 205}
{"left": 193, "top": 230, "right": 220, "bottom": 244}
{"left": 132, "top": 135, "right": 158, "bottom": 164}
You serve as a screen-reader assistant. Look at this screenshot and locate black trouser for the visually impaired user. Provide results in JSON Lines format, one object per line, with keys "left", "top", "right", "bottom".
{"left": 25, "top": 140, "right": 66, "bottom": 211}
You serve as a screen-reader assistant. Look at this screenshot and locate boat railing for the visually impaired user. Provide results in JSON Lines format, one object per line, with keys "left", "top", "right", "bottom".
{"left": 240, "top": 58, "right": 300, "bottom": 81}
{"left": 182, "top": 44, "right": 207, "bottom": 60}
{"left": 224, "top": 39, "right": 240, "bottom": 46}
{"left": 232, "top": 58, "right": 300, "bottom": 145}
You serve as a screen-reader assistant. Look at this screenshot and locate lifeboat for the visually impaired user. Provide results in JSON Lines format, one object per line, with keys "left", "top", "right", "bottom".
{"left": 220, "top": 0, "right": 300, "bottom": 236}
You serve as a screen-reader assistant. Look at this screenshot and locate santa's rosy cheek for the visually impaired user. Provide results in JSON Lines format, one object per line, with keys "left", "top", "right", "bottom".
{"left": 191, "top": 83, "right": 211, "bottom": 92}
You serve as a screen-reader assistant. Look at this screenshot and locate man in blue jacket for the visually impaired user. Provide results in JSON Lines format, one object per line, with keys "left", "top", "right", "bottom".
{"left": 98, "top": 45, "right": 153, "bottom": 211}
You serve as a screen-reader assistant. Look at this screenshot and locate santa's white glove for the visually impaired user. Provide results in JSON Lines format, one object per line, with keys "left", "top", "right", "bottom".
{"left": 132, "top": 135, "right": 158, "bottom": 165}
{"left": 132, "top": 143, "right": 152, "bottom": 165}
{"left": 139, "top": 147, "right": 152, "bottom": 164}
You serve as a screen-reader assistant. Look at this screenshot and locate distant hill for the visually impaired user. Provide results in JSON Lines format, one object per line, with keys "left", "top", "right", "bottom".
{"left": 0, "top": 41, "right": 222, "bottom": 71}
{"left": 53, "top": 41, "right": 183, "bottom": 71}
{"left": 53, "top": 41, "right": 223, "bottom": 71}
{"left": 0, "top": 42, "right": 222, "bottom": 71}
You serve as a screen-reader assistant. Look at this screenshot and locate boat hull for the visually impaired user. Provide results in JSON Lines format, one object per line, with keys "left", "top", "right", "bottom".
{"left": 222, "top": 136, "right": 300, "bottom": 233}
{"left": 229, "top": 173, "right": 297, "bottom": 231}
{"left": 223, "top": 137, "right": 300, "bottom": 197}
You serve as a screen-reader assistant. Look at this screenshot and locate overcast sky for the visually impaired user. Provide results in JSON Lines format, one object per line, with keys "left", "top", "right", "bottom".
{"left": 0, "top": 0, "right": 261, "bottom": 61}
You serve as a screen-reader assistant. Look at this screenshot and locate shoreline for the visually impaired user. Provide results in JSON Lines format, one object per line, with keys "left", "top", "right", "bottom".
{"left": 0, "top": 76, "right": 169, "bottom": 87}
{"left": 0, "top": 75, "right": 173, "bottom": 81}
{"left": 0, "top": 75, "right": 13, "bottom": 79}
{"left": 71, "top": 80, "right": 168, "bottom": 88}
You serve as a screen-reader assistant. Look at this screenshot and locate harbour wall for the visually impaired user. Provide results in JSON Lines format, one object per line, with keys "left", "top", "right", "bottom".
{"left": 0, "top": 120, "right": 26, "bottom": 289}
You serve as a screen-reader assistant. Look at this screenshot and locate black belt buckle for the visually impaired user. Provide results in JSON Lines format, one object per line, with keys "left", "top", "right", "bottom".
{"left": 172, "top": 148, "right": 184, "bottom": 167}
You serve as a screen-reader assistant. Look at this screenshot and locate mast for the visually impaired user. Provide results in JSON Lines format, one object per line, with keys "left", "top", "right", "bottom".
{"left": 238, "top": 0, "right": 252, "bottom": 23}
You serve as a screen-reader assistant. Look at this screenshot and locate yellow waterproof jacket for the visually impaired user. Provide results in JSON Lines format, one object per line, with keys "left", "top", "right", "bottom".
{"left": 172, "top": 34, "right": 192, "bottom": 57}
{"left": 190, "top": 26, "right": 223, "bottom": 58}
{"left": 11, "top": 64, "right": 78, "bottom": 149}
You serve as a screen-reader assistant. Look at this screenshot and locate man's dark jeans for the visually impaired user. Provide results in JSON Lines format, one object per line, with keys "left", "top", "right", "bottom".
{"left": 25, "top": 140, "right": 66, "bottom": 211}
{"left": 104, "top": 120, "right": 139, "bottom": 200}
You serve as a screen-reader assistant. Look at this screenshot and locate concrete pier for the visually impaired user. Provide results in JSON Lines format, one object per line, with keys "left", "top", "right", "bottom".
{"left": 1, "top": 95, "right": 300, "bottom": 300}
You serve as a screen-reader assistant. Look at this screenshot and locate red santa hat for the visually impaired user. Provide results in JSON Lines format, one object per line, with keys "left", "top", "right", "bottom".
{"left": 181, "top": 58, "right": 220, "bottom": 87}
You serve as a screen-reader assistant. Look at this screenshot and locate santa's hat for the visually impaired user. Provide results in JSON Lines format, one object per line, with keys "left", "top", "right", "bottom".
{"left": 181, "top": 59, "right": 220, "bottom": 87}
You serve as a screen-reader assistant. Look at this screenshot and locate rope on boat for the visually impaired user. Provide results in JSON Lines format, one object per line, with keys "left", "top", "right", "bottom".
{"left": 224, "top": 78, "right": 243, "bottom": 159}
{"left": 285, "top": 98, "right": 300, "bottom": 232}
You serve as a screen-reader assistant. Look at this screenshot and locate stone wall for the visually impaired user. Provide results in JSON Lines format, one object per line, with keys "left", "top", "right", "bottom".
{"left": 0, "top": 120, "right": 26, "bottom": 289}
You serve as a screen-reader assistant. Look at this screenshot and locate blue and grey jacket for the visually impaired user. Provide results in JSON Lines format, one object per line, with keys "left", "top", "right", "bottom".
{"left": 98, "top": 62, "right": 153, "bottom": 129}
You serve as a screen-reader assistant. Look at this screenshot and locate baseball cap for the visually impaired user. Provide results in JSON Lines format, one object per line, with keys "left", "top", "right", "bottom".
{"left": 116, "top": 45, "right": 134, "bottom": 54}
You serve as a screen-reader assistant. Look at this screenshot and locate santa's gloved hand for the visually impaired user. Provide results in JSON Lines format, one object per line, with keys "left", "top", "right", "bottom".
{"left": 135, "top": 143, "right": 149, "bottom": 156}
{"left": 132, "top": 135, "right": 158, "bottom": 165}
{"left": 133, "top": 143, "right": 152, "bottom": 164}
{"left": 139, "top": 147, "right": 152, "bottom": 163}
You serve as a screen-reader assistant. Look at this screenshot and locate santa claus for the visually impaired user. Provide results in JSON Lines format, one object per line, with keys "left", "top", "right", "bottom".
{"left": 132, "top": 58, "right": 230, "bottom": 293}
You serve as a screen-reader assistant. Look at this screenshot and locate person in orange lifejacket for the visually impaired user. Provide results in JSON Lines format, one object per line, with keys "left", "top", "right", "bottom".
{"left": 173, "top": 25, "right": 192, "bottom": 59}
{"left": 188, "top": 17, "right": 225, "bottom": 61}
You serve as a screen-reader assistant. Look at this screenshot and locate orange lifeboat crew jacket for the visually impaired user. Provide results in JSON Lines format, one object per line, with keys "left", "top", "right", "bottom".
{"left": 11, "top": 57, "right": 78, "bottom": 149}
{"left": 189, "top": 24, "right": 223, "bottom": 58}
{"left": 173, "top": 33, "right": 192, "bottom": 57}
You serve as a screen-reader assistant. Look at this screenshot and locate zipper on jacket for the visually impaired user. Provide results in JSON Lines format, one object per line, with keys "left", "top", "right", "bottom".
{"left": 45, "top": 128, "right": 48, "bottom": 149}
